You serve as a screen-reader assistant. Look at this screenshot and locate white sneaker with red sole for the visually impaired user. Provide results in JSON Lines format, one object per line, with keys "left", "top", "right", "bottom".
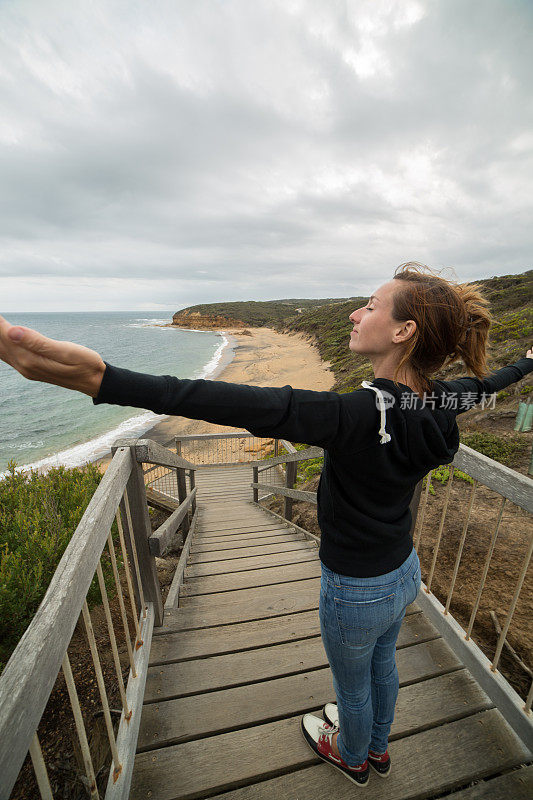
{"left": 300, "top": 713, "right": 369, "bottom": 787}
{"left": 323, "top": 703, "right": 391, "bottom": 777}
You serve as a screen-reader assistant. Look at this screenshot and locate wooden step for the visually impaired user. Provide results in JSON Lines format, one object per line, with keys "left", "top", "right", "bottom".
{"left": 131, "top": 710, "right": 529, "bottom": 800}
{"left": 149, "top": 610, "right": 437, "bottom": 666}
{"left": 188, "top": 542, "right": 312, "bottom": 563}
{"left": 185, "top": 548, "right": 318, "bottom": 576}
{"left": 144, "top": 634, "right": 460, "bottom": 703}
{"left": 181, "top": 561, "right": 322, "bottom": 596}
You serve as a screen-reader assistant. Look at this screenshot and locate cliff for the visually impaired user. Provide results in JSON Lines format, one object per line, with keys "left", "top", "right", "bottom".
{"left": 172, "top": 311, "right": 247, "bottom": 330}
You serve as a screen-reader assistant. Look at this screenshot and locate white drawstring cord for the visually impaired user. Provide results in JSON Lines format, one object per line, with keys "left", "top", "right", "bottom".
{"left": 361, "top": 381, "right": 392, "bottom": 444}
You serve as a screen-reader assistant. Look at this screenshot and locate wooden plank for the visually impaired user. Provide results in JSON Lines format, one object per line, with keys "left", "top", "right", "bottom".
{"left": 125, "top": 458, "right": 164, "bottom": 627}
{"left": 190, "top": 532, "right": 302, "bottom": 549}
{"left": 255, "top": 503, "right": 321, "bottom": 544}
{"left": 181, "top": 561, "right": 322, "bottom": 596}
{"left": 252, "top": 482, "right": 317, "bottom": 504}
{"left": 158, "top": 578, "right": 322, "bottom": 631}
{"left": 439, "top": 765, "right": 533, "bottom": 800}
{"left": 196, "top": 522, "right": 288, "bottom": 535}
{"left": 150, "top": 610, "right": 322, "bottom": 664}
{"left": 179, "top": 711, "right": 532, "bottom": 800}
{"left": 189, "top": 535, "right": 306, "bottom": 554}
{"left": 195, "top": 528, "right": 294, "bottom": 542}
{"left": 149, "top": 609, "right": 436, "bottom": 665}
{"left": 145, "top": 486, "right": 179, "bottom": 513}
{"left": 0, "top": 446, "right": 133, "bottom": 799}
{"left": 134, "top": 438, "right": 196, "bottom": 470}
{"left": 105, "top": 602, "right": 155, "bottom": 800}
{"left": 251, "top": 445, "right": 323, "bottom": 468}
{"left": 188, "top": 541, "right": 313, "bottom": 564}
{"left": 136, "top": 669, "right": 490, "bottom": 752}
{"left": 144, "top": 636, "right": 460, "bottom": 703}
{"left": 148, "top": 488, "right": 197, "bottom": 557}
{"left": 164, "top": 509, "right": 198, "bottom": 610}
{"left": 185, "top": 548, "right": 318, "bottom": 576}
{"left": 178, "top": 577, "right": 322, "bottom": 610}
{"left": 453, "top": 443, "right": 533, "bottom": 512}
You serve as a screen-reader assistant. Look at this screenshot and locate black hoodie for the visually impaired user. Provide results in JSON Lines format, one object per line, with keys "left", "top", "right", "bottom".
{"left": 94, "top": 357, "right": 533, "bottom": 577}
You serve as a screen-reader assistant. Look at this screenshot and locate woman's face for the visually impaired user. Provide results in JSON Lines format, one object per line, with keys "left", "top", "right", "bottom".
{"left": 349, "top": 280, "right": 403, "bottom": 357}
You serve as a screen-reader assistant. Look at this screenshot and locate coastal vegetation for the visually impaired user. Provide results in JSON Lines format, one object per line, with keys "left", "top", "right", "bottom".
{"left": 0, "top": 461, "right": 115, "bottom": 672}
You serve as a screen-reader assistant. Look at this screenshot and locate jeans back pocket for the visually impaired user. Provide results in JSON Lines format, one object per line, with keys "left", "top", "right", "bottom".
{"left": 334, "top": 593, "right": 395, "bottom": 648}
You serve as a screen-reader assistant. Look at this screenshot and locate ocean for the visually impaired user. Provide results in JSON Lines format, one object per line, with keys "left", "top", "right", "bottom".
{"left": 0, "top": 312, "right": 232, "bottom": 475}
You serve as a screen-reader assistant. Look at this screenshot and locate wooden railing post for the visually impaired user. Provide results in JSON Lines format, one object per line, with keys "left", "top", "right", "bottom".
{"left": 253, "top": 467, "right": 259, "bottom": 502}
{"left": 189, "top": 470, "right": 196, "bottom": 514}
{"left": 284, "top": 461, "right": 298, "bottom": 521}
{"left": 274, "top": 439, "right": 279, "bottom": 457}
{"left": 176, "top": 438, "right": 182, "bottom": 456}
{"left": 125, "top": 448, "right": 164, "bottom": 627}
{"left": 176, "top": 466, "right": 189, "bottom": 538}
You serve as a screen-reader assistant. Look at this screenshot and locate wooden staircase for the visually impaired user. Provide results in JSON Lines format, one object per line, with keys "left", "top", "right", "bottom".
{"left": 129, "top": 465, "right": 532, "bottom": 800}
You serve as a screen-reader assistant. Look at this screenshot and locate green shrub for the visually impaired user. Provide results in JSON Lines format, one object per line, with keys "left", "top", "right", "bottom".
{"left": 0, "top": 461, "right": 118, "bottom": 672}
{"left": 459, "top": 432, "right": 529, "bottom": 467}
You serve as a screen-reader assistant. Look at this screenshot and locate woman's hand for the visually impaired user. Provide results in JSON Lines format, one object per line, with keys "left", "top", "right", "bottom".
{"left": 527, "top": 346, "right": 533, "bottom": 359}
{"left": 0, "top": 316, "right": 106, "bottom": 398}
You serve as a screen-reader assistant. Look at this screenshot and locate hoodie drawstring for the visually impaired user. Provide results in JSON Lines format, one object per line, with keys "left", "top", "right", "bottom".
{"left": 361, "top": 381, "right": 392, "bottom": 444}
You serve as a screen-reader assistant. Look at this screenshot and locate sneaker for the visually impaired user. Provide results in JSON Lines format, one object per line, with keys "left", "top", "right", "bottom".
{"left": 323, "top": 703, "right": 391, "bottom": 778}
{"left": 300, "top": 713, "right": 369, "bottom": 787}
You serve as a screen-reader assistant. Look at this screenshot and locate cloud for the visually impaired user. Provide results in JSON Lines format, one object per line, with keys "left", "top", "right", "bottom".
{"left": 0, "top": 0, "right": 531, "bottom": 311}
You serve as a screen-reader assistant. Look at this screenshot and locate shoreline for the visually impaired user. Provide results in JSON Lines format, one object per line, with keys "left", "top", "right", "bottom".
{"left": 94, "top": 326, "right": 334, "bottom": 473}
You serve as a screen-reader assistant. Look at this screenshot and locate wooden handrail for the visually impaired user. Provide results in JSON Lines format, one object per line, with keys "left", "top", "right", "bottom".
{"left": 251, "top": 481, "right": 317, "bottom": 504}
{"left": 253, "top": 445, "right": 323, "bottom": 469}
{"left": 149, "top": 488, "right": 197, "bottom": 557}
{"left": 115, "top": 438, "right": 197, "bottom": 470}
{"left": 176, "top": 431, "right": 256, "bottom": 442}
{"left": 452, "top": 444, "right": 532, "bottom": 513}
{"left": 0, "top": 447, "right": 133, "bottom": 796}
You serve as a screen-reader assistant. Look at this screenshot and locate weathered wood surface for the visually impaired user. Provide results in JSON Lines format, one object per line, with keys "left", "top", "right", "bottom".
{"left": 252, "top": 482, "right": 318, "bottom": 504}
{"left": 164, "top": 509, "right": 198, "bottom": 610}
{"left": 188, "top": 541, "right": 312, "bottom": 564}
{"left": 196, "top": 521, "right": 289, "bottom": 535}
{"left": 189, "top": 534, "right": 307, "bottom": 555}
{"left": 149, "top": 610, "right": 438, "bottom": 666}
{"left": 160, "top": 580, "right": 419, "bottom": 634}
{"left": 145, "top": 486, "right": 179, "bottom": 513}
{"left": 252, "top": 445, "right": 323, "bottom": 469}
{"left": 144, "top": 634, "right": 460, "bottom": 703}
{"left": 185, "top": 548, "right": 318, "bottom": 576}
{"left": 434, "top": 765, "right": 533, "bottom": 800}
{"left": 105, "top": 602, "right": 155, "bottom": 800}
{"left": 134, "top": 454, "right": 531, "bottom": 800}
{"left": 254, "top": 503, "right": 321, "bottom": 544}
{"left": 131, "top": 705, "right": 531, "bottom": 800}
{"left": 113, "top": 437, "right": 196, "bottom": 470}
{"left": 0, "top": 446, "right": 133, "bottom": 799}
{"left": 125, "top": 458, "right": 164, "bottom": 627}
{"left": 151, "top": 711, "right": 529, "bottom": 800}
{"left": 137, "top": 668, "right": 487, "bottom": 751}
{"left": 180, "top": 561, "right": 322, "bottom": 595}
{"left": 148, "top": 488, "right": 197, "bottom": 557}
{"left": 453, "top": 443, "right": 533, "bottom": 513}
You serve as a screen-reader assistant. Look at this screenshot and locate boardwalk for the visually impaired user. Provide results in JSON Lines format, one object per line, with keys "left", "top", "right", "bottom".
{"left": 130, "top": 465, "right": 532, "bottom": 800}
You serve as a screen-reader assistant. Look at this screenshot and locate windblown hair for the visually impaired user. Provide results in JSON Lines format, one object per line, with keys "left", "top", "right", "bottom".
{"left": 392, "top": 262, "right": 492, "bottom": 394}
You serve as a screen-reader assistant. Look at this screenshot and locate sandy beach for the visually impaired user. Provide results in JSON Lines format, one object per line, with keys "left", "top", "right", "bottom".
{"left": 96, "top": 327, "right": 334, "bottom": 471}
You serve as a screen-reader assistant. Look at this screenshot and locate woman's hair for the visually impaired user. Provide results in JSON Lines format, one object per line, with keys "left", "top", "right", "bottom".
{"left": 391, "top": 262, "right": 492, "bottom": 394}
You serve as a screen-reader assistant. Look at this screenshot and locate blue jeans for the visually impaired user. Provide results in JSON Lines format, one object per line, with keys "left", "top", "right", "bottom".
{"left": 319, "top": 547, "right": 421, "bottom": 766}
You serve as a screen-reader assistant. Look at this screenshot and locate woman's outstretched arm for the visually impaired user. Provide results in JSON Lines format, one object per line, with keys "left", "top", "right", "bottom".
{"left": 0, "top": 316, "right": 353, "bottom": 449}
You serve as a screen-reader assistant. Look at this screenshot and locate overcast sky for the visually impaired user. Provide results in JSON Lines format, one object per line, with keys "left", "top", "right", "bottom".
{"left": 1, "top": 0, "right": 531, "bottom": 312}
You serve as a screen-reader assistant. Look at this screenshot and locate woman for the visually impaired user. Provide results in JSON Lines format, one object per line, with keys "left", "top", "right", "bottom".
{"left": 1, "top": 262, "right": 532, "bottom": 787}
